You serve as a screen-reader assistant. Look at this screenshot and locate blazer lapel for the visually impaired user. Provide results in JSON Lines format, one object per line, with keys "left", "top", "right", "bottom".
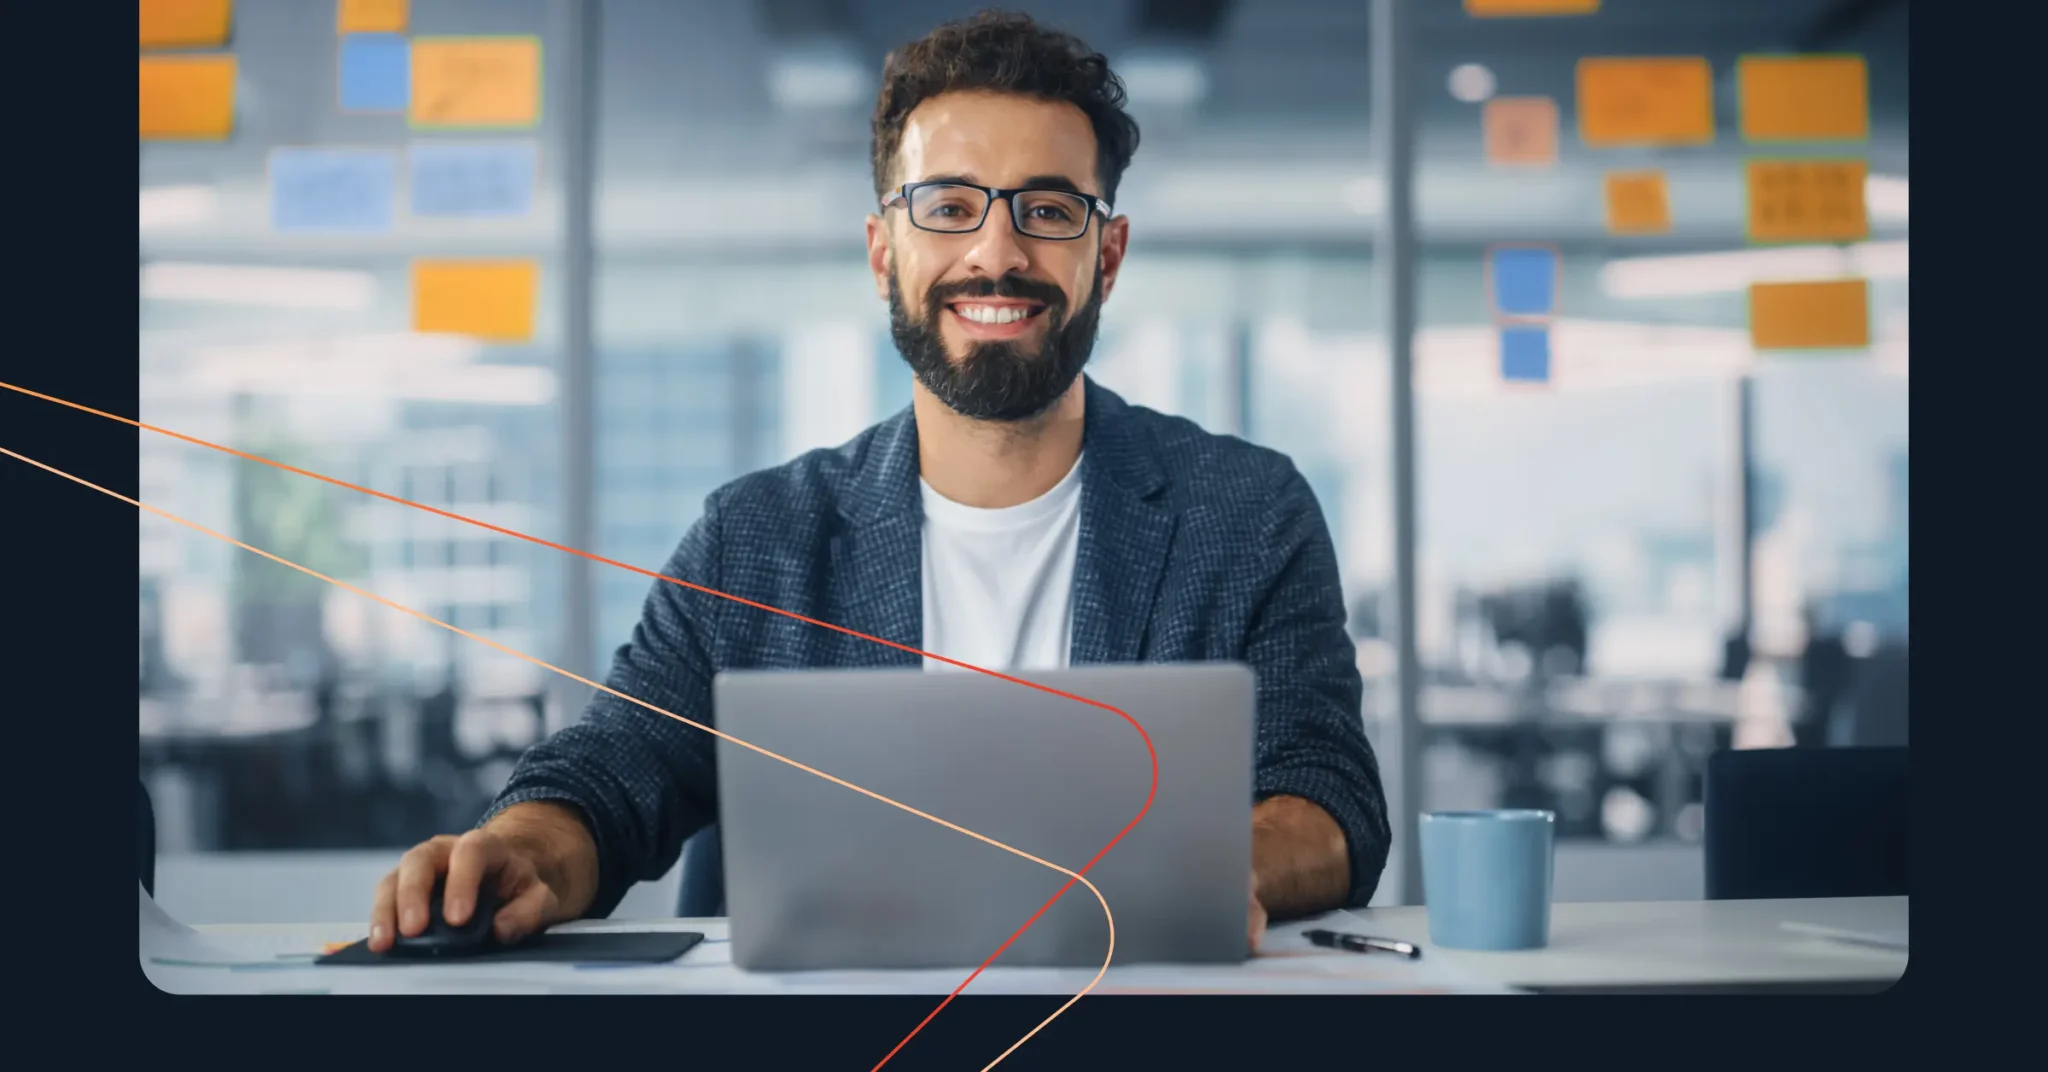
{"left": 831, "top": 406, "right": 923, "bottom": 668}
{"left": 1070, "top": 378, "right": 1176, "bottom": 665}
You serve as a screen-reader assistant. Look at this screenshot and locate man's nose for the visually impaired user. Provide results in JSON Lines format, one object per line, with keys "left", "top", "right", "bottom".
{"left": 960, "top": 197, "right": 1031, "bottom": 278}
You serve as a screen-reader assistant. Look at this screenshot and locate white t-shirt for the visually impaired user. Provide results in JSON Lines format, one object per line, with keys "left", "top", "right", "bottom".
{"left": 919, "top": 454, "right": 1084, "bottom": 672}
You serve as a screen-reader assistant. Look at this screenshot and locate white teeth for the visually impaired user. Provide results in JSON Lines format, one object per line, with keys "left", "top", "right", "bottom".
{"left": 956, "top": 304, "right": 1031, "bottom": 325}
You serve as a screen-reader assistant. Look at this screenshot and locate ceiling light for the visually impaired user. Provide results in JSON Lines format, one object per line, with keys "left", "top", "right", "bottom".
{"left": 1118, "top": 53, "right": 1210, "bottom": 109}
{"left": 1599, "top": 242, "right": 1908, "bottom": 300}
{"left": 1449, "top": 63, "right": 1496, "bottom": 103}
{"left": 140, "top": 263, "right": 378, "bottom": 310}
{"left": 139, "top": 185, "right": 217, "bottom": 230}
{"left": 1865, "top": 174, "right": 1908, "bottom": 222}
{"left": 766, "top": 46, "right": 867, "bottom": 111}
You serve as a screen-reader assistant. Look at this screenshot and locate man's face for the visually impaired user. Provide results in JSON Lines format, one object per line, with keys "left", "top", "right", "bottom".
{"left": 866, "top": 90, "right": 1130, "bottom": 422}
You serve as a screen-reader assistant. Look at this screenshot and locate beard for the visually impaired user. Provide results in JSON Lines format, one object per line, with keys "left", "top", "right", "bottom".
{"left": 888, "top": 261, "right": 1104, "bottom": 423}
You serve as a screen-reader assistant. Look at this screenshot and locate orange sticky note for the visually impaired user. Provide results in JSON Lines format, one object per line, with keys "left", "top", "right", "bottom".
{"left": 1749, "top": 279, "right": 1869, "bottom": 350}
{"left": 140, "top": 56, "right": 237, "bottom": 141}
{"left": 1466, "top": 0, "right": 1599, "bottom": 14}
{"left": 413, "top": 260, "right": 538, "bottom": 342}
{"left": 411, "top": 37, "right": 543, "bottom": 129}
{"left": 1739, "top": 55, "right": 1868, "bottom": 142}
{"left": 1604, "top": 170, "right": 1670, "bottom": 234}
{"left": 1484, "top": 97, "right": 1559, "bottom": 167}
{"left": 338, "top": 0, "right": 409, "bottom": 34}
{"left": 1577, "top": 57, "right": 1715, "bottom": 147}
{"left": 1746, "top": 159, "right": 1867, "bottom": 243}
{"left": 140, "top": 0, "right": 233, "bottom": 50}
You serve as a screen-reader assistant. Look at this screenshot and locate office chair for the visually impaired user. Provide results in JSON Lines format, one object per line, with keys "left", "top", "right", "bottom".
{"left": 1703, "top": 746, "right": 1907, "bottom": 900}
{"left": 139, "top": 778, "right": 156, "bottom": 897}
{"left": 676, "top": 823, "right": 725, "bottom": 917}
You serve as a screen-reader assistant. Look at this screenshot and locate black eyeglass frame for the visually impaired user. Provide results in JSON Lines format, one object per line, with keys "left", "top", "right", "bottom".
{"left": 880, "top": 181, "right": 1112, "bottom": 241}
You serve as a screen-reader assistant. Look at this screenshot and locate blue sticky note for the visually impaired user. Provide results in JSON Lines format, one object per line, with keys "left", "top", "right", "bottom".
{"left": 269, "top": 148, "right": 398, "bottom": 232}
{"left": 1491, "top": 246, "right": 1558, "bottom": 318}
{"left": 410, "top": 141, "right": 538, "bottom": 218}
{"left": 340, "top": 33, "right": 409, "bottom": 112}
{"left": 1500, "top": 326, "right": 1551, "bottom": 383}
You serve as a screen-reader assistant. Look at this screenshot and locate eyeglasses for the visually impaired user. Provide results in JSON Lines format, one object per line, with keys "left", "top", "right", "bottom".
{"left": 881, "top": 181, "right": 1111, "bottom": 241}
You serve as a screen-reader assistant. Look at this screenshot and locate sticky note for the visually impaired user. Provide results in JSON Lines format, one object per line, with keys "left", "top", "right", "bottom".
{"left": 1749, "top": 279, "right": 1869, "bottom": 350}
{"left": 413, "top": 260, "right": 538, "bottom": 342}
{"left": 1500, "top": 327, "right": 1551, "bottom": 383}
{"left": 340, "top": 33, "right": 409, "bottom": 112}
{"left": 1739, "top": 55, "right": 1868, "bottom": 142}
{"left": 140, "top": 56, "right": 236, "bottom": 141}
{"left": 338, "top": 0, "right": 408, "bottom": 34}
{"left": 411, "top": 37, "right": 544, "bottom": 129}
{"left": 269, "top": 148, "right": 397, "bottom": 233}
{"left": 1483, "top": 97, "right": 1559, "bottom": 167}
{"left": 1577, "top": 57, "right": 1715, "bottom": 147}
{"left": 141, "top": 0, "right": 232, "bottom": 50}
{"left": 1488, "top": 246, "right": 1559, "bottom": 318}
{"left": 1746, "top": 159, "right": 1867, "bottom": 243}
{"left": 409, "top": 141, "right": 538, "bottom": 218}
{"left": 1466, "top": 0, "right": 1598, "bottom": 13}
{"left": 1604, "top": 170, "right": 1671, "bottom": 234}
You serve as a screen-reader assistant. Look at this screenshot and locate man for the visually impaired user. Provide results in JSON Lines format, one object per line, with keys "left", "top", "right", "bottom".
{"left": 369, "top": 9, "right": 1389, "bottom": 957}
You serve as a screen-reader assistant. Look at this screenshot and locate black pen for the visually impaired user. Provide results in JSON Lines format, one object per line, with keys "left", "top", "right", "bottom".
{"left": 1304, "top": 929, "right": 1422, "bottom": 959}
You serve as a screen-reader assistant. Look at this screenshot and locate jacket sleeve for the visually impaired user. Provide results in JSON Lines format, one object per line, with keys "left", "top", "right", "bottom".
{"left": 1243, "top": 461, "right": 1393, "bottom": 907}
{"left": 479, "top": 493, "right": 728, "bottom": 919}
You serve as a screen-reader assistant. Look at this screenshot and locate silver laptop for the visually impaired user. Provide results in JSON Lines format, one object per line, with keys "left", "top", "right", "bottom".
{"left": 712, "top": 662, "right": 1254, "bottom": 971}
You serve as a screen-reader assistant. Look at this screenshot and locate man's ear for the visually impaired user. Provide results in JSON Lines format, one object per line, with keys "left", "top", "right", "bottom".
{"left": 865, "top": 214, "right": 892, "bottom": 301}
{"left": 1097, "top": 214, "right": 1131, "bottom": 302}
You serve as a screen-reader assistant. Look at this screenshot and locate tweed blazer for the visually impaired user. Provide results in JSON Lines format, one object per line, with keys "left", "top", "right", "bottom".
{"left": 489, "top": 376, "right": 1391, "bottom": 916}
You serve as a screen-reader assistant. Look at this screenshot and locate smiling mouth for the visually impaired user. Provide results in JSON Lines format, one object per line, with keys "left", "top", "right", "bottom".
{"left": 946, "top": 301, "right": 1048, "bottom": 326}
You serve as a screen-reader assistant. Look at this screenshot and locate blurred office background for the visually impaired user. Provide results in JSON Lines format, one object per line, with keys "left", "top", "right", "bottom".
{"left": 138, "top": 0, "right": 1907, "bottom": 922}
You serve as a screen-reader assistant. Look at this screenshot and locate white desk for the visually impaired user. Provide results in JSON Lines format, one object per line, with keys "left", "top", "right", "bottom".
{"left": 155, "top": 897, "right": 1902, "bottom": 996}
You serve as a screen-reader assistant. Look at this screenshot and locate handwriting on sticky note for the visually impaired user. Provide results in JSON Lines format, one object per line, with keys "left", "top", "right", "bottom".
{"left": 411, "top": 38, "right": 542, "bottom": 129}
{"left": 338, "top": 0, "right": 409, "bottom": 34}
{"left": 1749, "top": 279, "right": 1869, "bottom": 350}
{"left": 140, "top": 56, "right": 237, "bottom": 141}
{"left": 1466, "top": 0, "right": 1599, "bottom": 14}
{"left": 1577, "top": 57, "right": 1715, "bottom": 147}
{"left": 1484, "top": 97, "right": 1559, "bottom": 167}
{"left": 141, "top": 0, "right": 233, "bottom": 50}
{"left": 413, "top": 260, "right": 539, "bottom": 342}
{"left": 409, "top": 141, "right": 538, "bottom": 218}
{"left": 1604, "top": 170, "right": 1671, "bottom": 234}
{"left": 1739, "top": 55, "right": 1868, "bottom": 142}
{"left": 1746, "top": 159, "right": 1867, "bottom": 243}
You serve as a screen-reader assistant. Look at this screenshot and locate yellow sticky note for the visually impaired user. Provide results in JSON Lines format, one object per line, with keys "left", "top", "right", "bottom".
{"left": 1746, "top": 159, "right": 1867, "bottom": 243}
{"left": 1739, "top": 55, "right": 1868, "bottom": 142}
{"left": 1466, "top": 0, "right": 1599, "bottom": 14}
{"left": 1749, "top": 279, "right": 1869, "bottom": 350}
{"left": 413, "top": 260, "right": 538, "bottom": 342}
{"left": 1604, "top": 170, "right": 1670, "bottom": 234}
{"left": 338, "top": 0, "right": 409, "bottom": 34}
{"left": 1484, "top": 97, "right": 1559, "bottom": 167}
{"left": 140, "top": 56, "right": 237, "bottom": 141}
{"left": 411, "top": 37, "right": 543, "bottom": 129}
{"left": 1577, "top": 57, "right": 1715, "bottom": 147}
{"left": 141, "top": 0, "right": 233, "bottom": 50}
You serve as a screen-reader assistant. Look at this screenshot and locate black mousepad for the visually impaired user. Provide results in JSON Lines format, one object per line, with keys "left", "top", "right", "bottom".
{"left": 317, "top": 931, "right": 704, "bottom": 966}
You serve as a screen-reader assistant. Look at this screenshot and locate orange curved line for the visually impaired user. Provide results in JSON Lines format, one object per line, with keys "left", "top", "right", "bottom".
{"left": 4, "top": 379, "right": 1161, "bottom": 1068}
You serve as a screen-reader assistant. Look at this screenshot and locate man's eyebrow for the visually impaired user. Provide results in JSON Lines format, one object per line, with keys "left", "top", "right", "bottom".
{"left": 1019, "top": 174, "right": 1086, "bottom": 195}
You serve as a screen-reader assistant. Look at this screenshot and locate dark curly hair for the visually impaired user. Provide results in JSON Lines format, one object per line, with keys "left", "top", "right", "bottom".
{"left": 870, "top": 9, "right": 1141, "bottom": 209}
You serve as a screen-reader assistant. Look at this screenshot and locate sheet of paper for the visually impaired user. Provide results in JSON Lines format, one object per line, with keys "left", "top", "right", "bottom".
{"left": 338, "top": 0, "right": 409, "bottom": 34}
{"left": 1604, "top": 169, "right": 1671, "bottom": 234}
{"left": 269, "top": 147, "right": 398, "bottom": 232}
{"left": 1577, "top": 56, "right": 1715, "bottom": 147}
{"left": 1483, "top": 96, "right": 1559, "bottom": 167}
{"left": 1749, "top": 279, "right": 1869, "bottom": 351}
{"left": 1746, "top": 158, "right": 1867, "bottom": 243}
{"left": 140, "top": 56, "right": 237, "bottom": 141}
{"left": 1488, "top": 245, "right": 1560, "bottom": 318}
{"left": 1465, "top": 0, "right": 1599, "bottom": 14}
{"left": 409, "top": 140, "right": 539, "bottom": 218}
{"left": 412, "top": 259, "right": 540, "bottom": 342}
{"left": 411, "top": 37, "right": 544, "bottom": 129}
{"left": 141, "top": 0, "right": 233, "bottom": 50}
{"left": 1739, "top": 55, "right": 1868, "bottom": 142}
{"left": 1499, "top": 326, "right": 1552, "bottom": 384}
{"left": 339, "top": 33, "right": 409, "bottom": 113}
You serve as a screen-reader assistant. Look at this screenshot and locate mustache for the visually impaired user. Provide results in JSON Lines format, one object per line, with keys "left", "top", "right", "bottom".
{"left": 924, "top": 273, "right": 1068, "bottom": 313}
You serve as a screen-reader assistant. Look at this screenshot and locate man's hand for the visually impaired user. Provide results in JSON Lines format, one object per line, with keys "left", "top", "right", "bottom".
{"left": 1248, "top": 874, "right": 1269, "bottom": 953}
{"left": 1251, "top": 794, "right": 1351, "bottom": 923}
{"left": 367, "top": 801, "right": 598, "bottom": 952}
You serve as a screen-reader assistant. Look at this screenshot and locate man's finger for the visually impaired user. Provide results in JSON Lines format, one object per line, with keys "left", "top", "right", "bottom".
{"left": 491, "top": 880, "right": 554, "bottom": 945}
{"left": 441, "top": 831, "right": 497, "bottom": 926}
{"left": 368, "top": 872, "right": 398, "bottom": 952}
{"left": 393, "top": 838, "right": 452, "bottom": 937}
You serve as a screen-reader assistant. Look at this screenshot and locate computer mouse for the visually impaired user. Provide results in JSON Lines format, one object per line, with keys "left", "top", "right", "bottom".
{"left": 388, "top": 876, "right": 501, "bottom": 957}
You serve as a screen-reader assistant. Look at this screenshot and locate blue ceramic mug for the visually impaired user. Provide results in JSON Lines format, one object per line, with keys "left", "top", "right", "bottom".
{"left": 1418, "top": 809, "right": 1556, "bottom": 951}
